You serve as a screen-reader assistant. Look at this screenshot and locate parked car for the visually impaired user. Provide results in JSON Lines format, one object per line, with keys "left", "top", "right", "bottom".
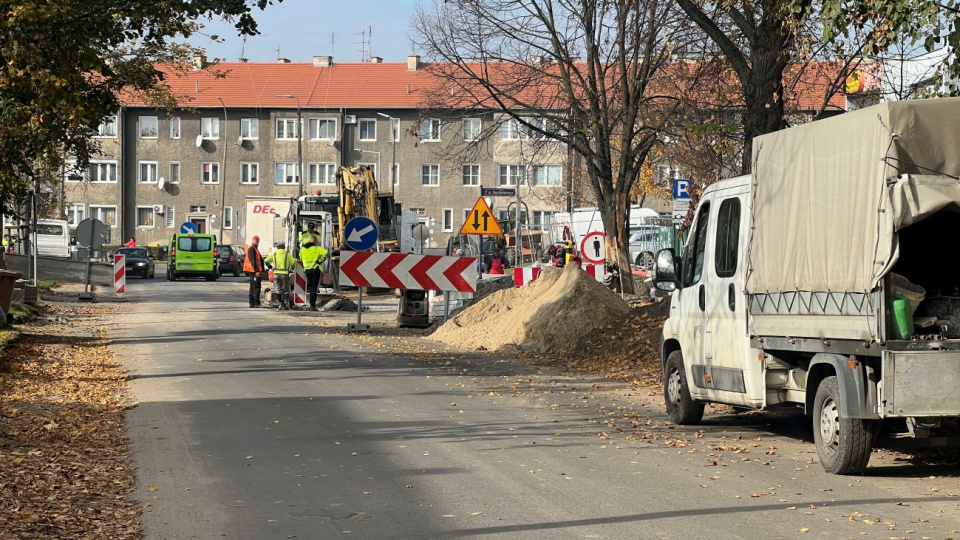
{"left": 628, "top": 228, "right": 658, "bottom": 270}
{"left": 217, "top": 244, "right": 242, "bottom": 277}
{"left": 167, "top": 233, "right": 218, "bottom": 281}
{"left": 115, "top": 247, "right": 156, "bottom": 278}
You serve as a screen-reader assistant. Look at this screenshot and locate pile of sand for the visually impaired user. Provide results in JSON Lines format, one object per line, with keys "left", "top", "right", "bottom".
{"left": 430, "top": 265, "right": 632, "bottom": 354}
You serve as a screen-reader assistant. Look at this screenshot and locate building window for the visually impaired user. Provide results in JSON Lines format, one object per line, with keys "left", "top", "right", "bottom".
{"left": 390, "top": 117, "right": 400, "bottom": 142}
{"left": 276, "top": 118, "right": 299, "bottom": 140}
{"left": 358, "top": 162, "right": 377, "bottom": 178}
{"left": 89, "top": 205, "right": 117, "bottom": 228}
{"left": 420, "top": 164, "right": 439, "bottom": 186}
{"left": 190, "top": 205, "right": 207, "bottom": 213}
{"left": 385, "top": 163, "right": 400, "bottom": 186}
{"left": 461, "top": 164, "right": 480, "bottom": 186}
{"left": 169, "top": 162, "right": 180, "bottom": 184}
{"left": 201, "top": 117, "right": 220, "bottom": 139}
{"left": 136, "top": 207, "right": 155, "bottom": 227}
{"left": 532, "top": 164, "right": 562, "bottom": 186}
{"left": 308, "top": 163, "right": 336, "bottom": 185}
{"left": 308, "top": 118, "right": 337, "bottom": 140}
{"left": 139, "top": 116, "right": 158, "bottom": 139}
{"left": 62, "top": 161, "right": 83, "bottom": 183}
{"left": 240, "top": 162, "right": 259, "bottom": 185}
{"left": 411, "top": 207, "right": 427, "bottom": 216}
{"left": 498, "top": 164, "right": 526, "bottom": 186}
{"left": 95, "top": 116, "right": 117, "bottom": 138}
{"left": 442, "top": 209, "right": 453, "bottom": 232}
{"left": 89, "top": 161, "right": 118, "bottom": 183}
{"left": 240, "top": 118, "right": 259, "bottom": 139}
{"left": 223, "top": 206, "right": 233, "bottom": 229}
{"left": 532, "top": 210, "right": 555, "bottom": 229}
{"left": 421, "top": 118, "right": 441, "bottom": 142}
{"left": 498, "top": 117, "right": 522, "bottom": 140}
{"left": 67, "top": 204, "right": 84, "bottom": 226}
{"left": 138, "top": 161, "right": 158, "bottom": 184}
{"left": 358, "top": 119, "right": 376, "bottom": 141}
{"left": 462, "top": 118, "right": 481, "bottom": 142}
{"left": 165, "top": 207, "right": 175, "bottom": 228}
{"left": 170, "top": 117, "right": 181, "bottom": 139}
{"left": 275, "top": 163, "right": 300, "bottom": 185}
{"left": 201, "top": 162, "right": 220, "bottom": 184}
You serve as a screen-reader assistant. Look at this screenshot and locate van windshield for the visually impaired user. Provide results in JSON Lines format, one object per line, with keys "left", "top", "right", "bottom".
{"left": 37, "top": 224, "right": 64, "bottom": 235}
{"left": 177, "top": 237, "right": 212, "bottom": 252}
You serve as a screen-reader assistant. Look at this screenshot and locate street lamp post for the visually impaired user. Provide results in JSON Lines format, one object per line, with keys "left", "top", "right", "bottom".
{"left": 216, "top": 96, "right": 228, "bottom": 244}
{"left": 376, "top": 112, "right": 397, "bottom": 196}
{"left": 278, "top": 95, "right": 304, "bottom": 198}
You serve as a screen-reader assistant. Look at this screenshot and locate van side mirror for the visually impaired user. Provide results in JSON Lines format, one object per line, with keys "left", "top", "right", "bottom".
{"left": 654, "top": 248, "right": 679, "bottom": 292}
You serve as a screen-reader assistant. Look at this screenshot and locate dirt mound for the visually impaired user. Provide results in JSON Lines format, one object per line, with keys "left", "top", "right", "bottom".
{"left": 430, "top": 265, "right": 631, "bottom": 354}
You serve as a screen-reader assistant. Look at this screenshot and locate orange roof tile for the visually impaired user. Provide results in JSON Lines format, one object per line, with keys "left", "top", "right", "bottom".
{"left": 124, "top": 61, "right": 436, "bottom": 110}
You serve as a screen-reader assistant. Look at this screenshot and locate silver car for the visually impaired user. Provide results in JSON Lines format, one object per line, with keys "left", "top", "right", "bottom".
{"left": 628, "top": 228, "right": 659, "bottom": 270}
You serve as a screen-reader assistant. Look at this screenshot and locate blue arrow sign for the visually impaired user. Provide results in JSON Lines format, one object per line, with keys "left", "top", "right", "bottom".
{"left": 344, "top": 216, "right": 379, "bottom": 251}
{"left": 672, "top": 179, "right": 692, "bottom": 200}
{"left": 180, "top": 222, "right": 198, "bottom": 234}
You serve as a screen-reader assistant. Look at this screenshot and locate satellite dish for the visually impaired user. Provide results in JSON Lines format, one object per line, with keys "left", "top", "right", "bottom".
{"left": 236, "top": 135, "right": 244, "bottom": 146}
{"left": 157, "top": 176, "right": 166, "bottom": 190}
{"left": 195, "top": 134, "right": 203, "bottom": 148}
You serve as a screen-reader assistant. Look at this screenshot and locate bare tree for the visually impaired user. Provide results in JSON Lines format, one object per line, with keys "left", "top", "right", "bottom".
{"left": 411, "top": 0, "right": 709, "bottom": 292}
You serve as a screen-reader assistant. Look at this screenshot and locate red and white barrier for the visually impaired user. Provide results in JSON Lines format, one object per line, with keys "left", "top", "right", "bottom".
{"left": 293, "top": 260, "right": 307, "bottom": 306}
{"left": 339, "top": 251, "right": 478, "bottom": 293}
{"left": 513, "top": 264, "right": 605, "bottom": 287}
{"left": 113, "top": 254, "right": 126, "bottom": 297}
{"left": 513, "top": 266, "right": 542, "bottom": 287}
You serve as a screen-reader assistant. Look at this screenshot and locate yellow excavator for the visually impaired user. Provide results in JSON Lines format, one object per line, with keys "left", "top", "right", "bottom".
{"left": 287, "top": 165, "right": 397, "bottom": 257}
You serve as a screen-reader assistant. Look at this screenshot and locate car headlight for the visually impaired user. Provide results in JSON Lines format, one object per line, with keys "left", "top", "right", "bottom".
{"left": 136, "top": 262, "right": 146, "bottom": 266}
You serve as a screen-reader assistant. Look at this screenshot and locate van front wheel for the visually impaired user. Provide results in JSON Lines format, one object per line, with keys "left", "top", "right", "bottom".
{"left": 664, "top": 351, "right": 704, "bottom": 425}
{"left": 813, "top": 376, "right": 873, "bottom": 475}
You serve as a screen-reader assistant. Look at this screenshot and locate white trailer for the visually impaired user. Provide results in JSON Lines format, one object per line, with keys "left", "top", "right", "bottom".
{"left": 241, "top": 196, "right": 292, "bottom": 255}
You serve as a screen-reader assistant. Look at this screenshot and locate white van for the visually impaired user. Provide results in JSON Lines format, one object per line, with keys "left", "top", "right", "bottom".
{"left": 35, "top": 219, "right": 71, "bottom": 258}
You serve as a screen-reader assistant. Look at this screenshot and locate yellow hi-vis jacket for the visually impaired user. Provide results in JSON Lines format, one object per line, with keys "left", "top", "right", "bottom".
{"left": 299, "top": 244, "right": 328, "bottom": 271}
{"left": 264, "top": 248, "right": 295, "bottom": 275}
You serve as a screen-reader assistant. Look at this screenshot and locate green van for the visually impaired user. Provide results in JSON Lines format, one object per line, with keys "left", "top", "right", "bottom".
{"left": 166, "top": 233, "right": 218, "bottom": 281}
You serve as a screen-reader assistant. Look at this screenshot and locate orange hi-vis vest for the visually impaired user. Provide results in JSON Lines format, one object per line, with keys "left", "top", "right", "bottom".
{"left": 243, "top": 244, "right": 264, "bottom": 273}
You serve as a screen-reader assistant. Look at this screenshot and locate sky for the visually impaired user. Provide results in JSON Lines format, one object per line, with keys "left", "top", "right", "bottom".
{"left": 191, "top": 0, "right": 423, "bottom": 64}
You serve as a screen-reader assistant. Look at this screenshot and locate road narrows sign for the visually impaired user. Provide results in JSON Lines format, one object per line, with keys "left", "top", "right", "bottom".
{"left": 460, "top": 197, "right": 502, "bottom": 235}
{"left": 339, "top": 251, "right": 478, "bottom": 293}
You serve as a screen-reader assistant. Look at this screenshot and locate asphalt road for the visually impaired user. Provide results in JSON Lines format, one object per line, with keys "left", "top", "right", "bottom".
{"left": 105, "top": 274, "right": 960, "bottom": 539}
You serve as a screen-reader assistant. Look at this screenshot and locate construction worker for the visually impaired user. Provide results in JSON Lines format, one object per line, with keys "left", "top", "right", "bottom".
{"left": 264, "top": 242, "right": 296, "bottom": 310}
{"left": 243, "top": 236, "right": 265, "bottom": 308}
{"left": 299, "top": 235, "right": 328, "bottom": 310}
{"left": 299, "top": 222, "right": 318, "bottom": 247}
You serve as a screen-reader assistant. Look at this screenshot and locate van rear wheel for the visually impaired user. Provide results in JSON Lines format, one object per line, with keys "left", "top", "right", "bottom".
{"left": 812, "top": 376, "right": 873, "bottom": 475}
{"left": 664, "top": 351, "right": 704, "bottom": 425}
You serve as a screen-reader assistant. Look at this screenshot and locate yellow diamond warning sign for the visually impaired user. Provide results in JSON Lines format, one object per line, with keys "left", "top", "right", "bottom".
{"left": 460, "top": 197, "right": 502, "bottom": 235}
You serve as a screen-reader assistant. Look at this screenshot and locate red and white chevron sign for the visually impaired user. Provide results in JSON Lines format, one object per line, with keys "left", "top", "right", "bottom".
{"left": 339, "top": 251, "right": 478, "bottom": 293}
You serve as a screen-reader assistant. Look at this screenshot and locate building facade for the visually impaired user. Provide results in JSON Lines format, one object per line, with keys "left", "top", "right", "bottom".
{"left": 62, "top": 55, "right": 571, "bottom": 249}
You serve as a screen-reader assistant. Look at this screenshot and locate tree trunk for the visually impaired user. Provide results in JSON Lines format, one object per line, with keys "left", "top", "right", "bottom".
{"left": 740, "top": 20, "right": 789, "bottom": 174}
{"left": 596, "top": 190, "right": 635, "bottom": 295}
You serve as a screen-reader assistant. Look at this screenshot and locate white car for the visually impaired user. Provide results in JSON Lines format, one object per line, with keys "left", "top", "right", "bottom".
{"left": 628, "top": 228, "right": 659, "bottom": 270}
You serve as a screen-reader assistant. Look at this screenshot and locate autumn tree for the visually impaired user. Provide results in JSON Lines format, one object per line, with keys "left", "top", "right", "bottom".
{"left": 411, "top": 0, "right": 707, "bottom": 292}
{"left": 0, "top": 0, "right": 282, "bottom": 215}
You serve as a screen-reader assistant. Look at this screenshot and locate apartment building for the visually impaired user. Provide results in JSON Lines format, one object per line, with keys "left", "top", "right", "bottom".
{"left": 62, "top": 55, "right": 571, "bottom": 248}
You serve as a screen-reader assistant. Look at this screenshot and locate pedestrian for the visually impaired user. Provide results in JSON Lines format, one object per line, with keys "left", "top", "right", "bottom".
{"left": 243, "top": 235, "right": 265, "bottom": 308}
{"left": 299, "top": 236, "right": 328, "bottom": 310}
{"left": 299, "top": 222, "right": 318, "bottom": 247}
{"left": 264, "top": 242, "right": 296, "bottom": 310}
{"left": 489, "top": 250, "right": 507, "bottom": 274}
{"left": 124, "top": 237, "right": 136, "bottom": 248}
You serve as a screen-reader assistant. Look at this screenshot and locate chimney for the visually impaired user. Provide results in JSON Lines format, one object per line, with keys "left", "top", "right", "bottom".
{"left": 192, "top": 52, "right": 207, "bottom": 71}
{"left": 407, "top": 55, "right": 420, "bottom": 71}
{"left": 313, "top": 55, "right": 333, "bottom": 67}
{"left": 277, "top": 58, "right": 291, "bottom": 64}
{"left": 370, "top": 56, "right": 383, "bottom": 64}
{"left": 238, "top": 57, "right": 248, "bottom": 63}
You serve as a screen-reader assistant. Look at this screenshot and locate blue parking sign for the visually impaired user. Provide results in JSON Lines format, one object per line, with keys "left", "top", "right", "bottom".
{"left": 673, "top": 179, "right": 692, "bottom": 200}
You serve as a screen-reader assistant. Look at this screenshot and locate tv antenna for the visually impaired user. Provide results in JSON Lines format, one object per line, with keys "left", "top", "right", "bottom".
{"left": 239, "top": 35, "right": 247, "bottom": 60}
{"left": 275, "top": 46, "right": 281, "bottom": 60}
{"left": 355, "top": 26, "right": 372, "bottom": 61}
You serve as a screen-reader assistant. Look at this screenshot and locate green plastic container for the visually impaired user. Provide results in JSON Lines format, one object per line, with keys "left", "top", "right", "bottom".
{"left": 890, "top": 295, "right": 914, "bottom": 340}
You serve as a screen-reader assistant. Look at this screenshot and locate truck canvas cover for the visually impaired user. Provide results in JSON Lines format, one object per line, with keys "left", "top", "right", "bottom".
{"left": 747, "top": 98, "right": 960, "bottom": 295}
